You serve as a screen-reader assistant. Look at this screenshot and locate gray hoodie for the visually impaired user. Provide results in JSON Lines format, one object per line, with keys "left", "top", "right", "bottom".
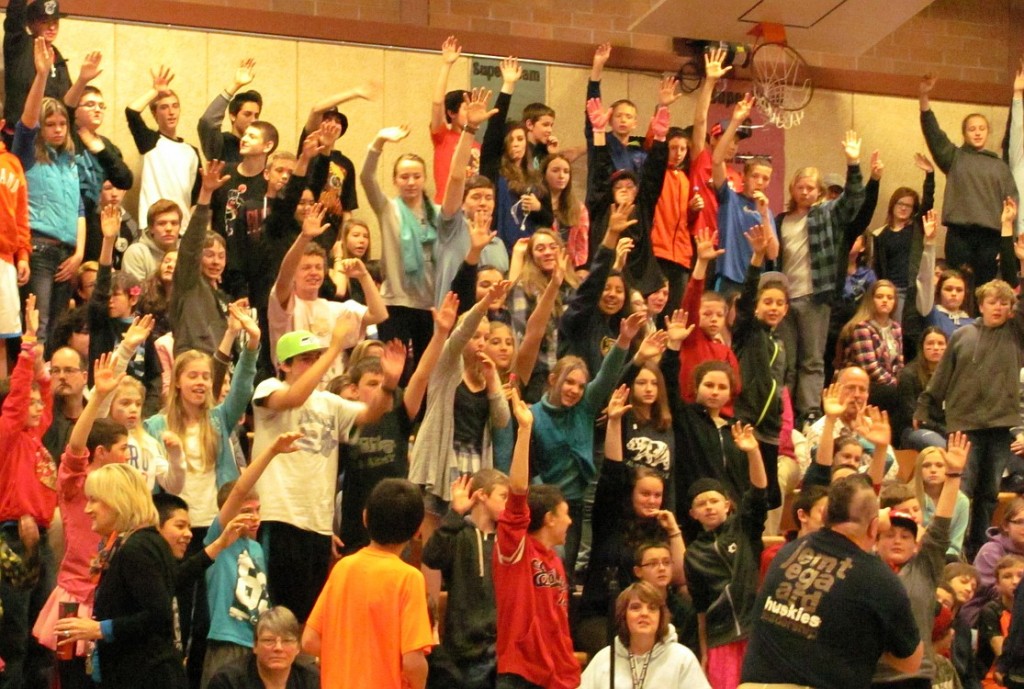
{"left": 122, "top": 230, "right": 175, "bottom": 282}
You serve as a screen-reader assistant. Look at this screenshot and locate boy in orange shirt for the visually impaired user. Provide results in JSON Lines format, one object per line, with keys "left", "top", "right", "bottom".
{"left": 302, "top": 478, "right": 433, "bottom": 689}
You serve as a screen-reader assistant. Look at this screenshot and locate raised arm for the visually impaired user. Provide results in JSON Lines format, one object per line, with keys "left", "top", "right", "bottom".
{"left": 815, "top": 383, "right": 846, "bottom": 468}
{"left": 197, "top": 58, "right": 255, "bottom": 161}
{"left": 403, "top": 292, "right": 459, "bottom": 418}
{"left": 512, "top": 251, "right": 567, "bottom": 384}
{"left": 935, "top": 432, "right": 968, "bottom": 519}
{"left": 691, "top": 47, "right": 731, "bottom": 158}
{"left": 602, "top": 384, "right": 630, "bottom": 462}
{"left": 273, "top": 203, "right": 330, "bottom": 308}
{"left": 918, "top": 75, "right": 956, "bottom": 173}
{"left": 479, "top": 57, "right": 520, "bottom": 183}
{"left": 508, "top": 388, "right": 533, "bottom": 494}
{"left": 216, "top": 432, "right": 301, "bottom": 528}
{"left": 67, "top": 353, "right": 125, "bottom": 454}
{"left": 21, "top": 38, "right": 51, "bottom": 130}
{"left": 127, "top": 65, "right": 173, "bottom": 114}
{"left": 441, "top": 88, "right": 498, "bottom": 217}
{"left": 361, "top": 125, "right": 411, "bottom": 214}
{"left": 733, "top": 421, "right": 768, "bottom": 489}
{"left": 430, "top": 36, "right": 462, "bottom": 136}
{"left": 916, "top": 209, "right": 939, "bottom": 315}
{"left": 304, "top": 82, "right": 376, "bottom": 133}
{"left": 63, "top": 51, "right": 102, "bottom": 109}
{"left": 712, "top": 93, "right": 752, "bottom": 190}
{"left": 854, "top": 406, "right": 891, "bottom": 488}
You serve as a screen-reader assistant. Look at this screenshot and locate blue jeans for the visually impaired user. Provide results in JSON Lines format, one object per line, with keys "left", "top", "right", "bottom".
{"left": 0, "top": 521, "right": 57, "bottom": 689}
{"left": 963, "top": 428, "right": 1014, "bottom": 556}
{"left": 23, "top": 239, "right": 73, "bottom": 346}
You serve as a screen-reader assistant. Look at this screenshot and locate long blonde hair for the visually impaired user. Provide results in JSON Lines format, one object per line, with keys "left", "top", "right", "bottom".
{"left": 166, "top": 350, "right": 218, "bottom": 473}
{"left": 840, "top": 279, "right": 897, "bottom": 345}
{"left": 517, "top": 228, "right": 580, "bottom": 299}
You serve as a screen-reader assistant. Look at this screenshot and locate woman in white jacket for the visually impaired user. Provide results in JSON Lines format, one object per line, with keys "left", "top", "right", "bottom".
{"left": 580, "top": 581, "right": 711, "bottom": 689}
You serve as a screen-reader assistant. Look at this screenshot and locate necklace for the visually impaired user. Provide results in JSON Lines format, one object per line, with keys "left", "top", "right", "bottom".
{"left": 628, "top": 648, "right": 653, "bottom": 689}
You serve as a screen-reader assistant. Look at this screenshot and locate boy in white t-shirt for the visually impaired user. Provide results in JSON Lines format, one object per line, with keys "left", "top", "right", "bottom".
{"left": 252, "top": 315, "right": 390, "bottom": 623}
{"left": 267, "top": 203, "right": 388, "bottom": 382}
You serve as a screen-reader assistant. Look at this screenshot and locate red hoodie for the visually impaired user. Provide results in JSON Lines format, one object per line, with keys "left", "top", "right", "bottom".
{"left": 679, "top": 275, "right": 741, "bottom": 416}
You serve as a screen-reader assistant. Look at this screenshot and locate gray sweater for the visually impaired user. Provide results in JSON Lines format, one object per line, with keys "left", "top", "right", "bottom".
{"left": 916, "top": 285, "right": 1024, "bottom": 432}
{"left": 921, "top": 110, "right": 1018, "bottom": 230}
{"left": 872, "top": 516, "right": 950, "bottom": 684}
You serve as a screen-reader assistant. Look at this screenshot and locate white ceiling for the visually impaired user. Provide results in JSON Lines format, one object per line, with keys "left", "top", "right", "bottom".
{"left": 630, "top": 0, "right": 937, "bottom": 55}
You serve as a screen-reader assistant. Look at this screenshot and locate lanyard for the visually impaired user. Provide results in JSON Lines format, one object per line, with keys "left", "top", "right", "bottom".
{"left": 628, "top": 649, "right": 652, "bottom": 689}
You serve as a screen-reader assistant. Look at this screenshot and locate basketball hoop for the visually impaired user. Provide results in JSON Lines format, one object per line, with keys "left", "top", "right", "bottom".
{"left": 748, "top": 24, "right": 813, "bottom": 129}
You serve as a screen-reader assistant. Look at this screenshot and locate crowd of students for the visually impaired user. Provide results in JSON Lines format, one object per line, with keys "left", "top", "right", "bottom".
{"left": 4, "top": 3, "right": 1024, "bottom": 688}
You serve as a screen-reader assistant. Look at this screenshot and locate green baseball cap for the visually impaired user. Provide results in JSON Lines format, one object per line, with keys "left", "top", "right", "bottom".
{"left": 276, "top": 330, "right": 325, "bottom": 364}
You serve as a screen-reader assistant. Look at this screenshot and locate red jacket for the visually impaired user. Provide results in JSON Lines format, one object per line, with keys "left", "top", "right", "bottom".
{"left": 494, "top": 493, "right": 580, "bottom": 689}
{"left": 0, "top": 347, "right": 56, "bottom": 525}
{"left": 679, "top": 275, "right": 741, "bottom": 417}
{"left": 0, "top": 143, "right": 30, "bottom": 264}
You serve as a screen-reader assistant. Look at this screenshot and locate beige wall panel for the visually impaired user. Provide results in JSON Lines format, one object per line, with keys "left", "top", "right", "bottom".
{"left": 203, "top": 34, "right": 300, "bottom": 152}
{"left": 783, "top": 89, "right": 853, "bottom": 208}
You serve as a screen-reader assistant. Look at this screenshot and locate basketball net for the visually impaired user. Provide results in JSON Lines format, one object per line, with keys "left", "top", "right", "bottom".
{"left": 748, "top": 23, "right": 813, "bottom": 129}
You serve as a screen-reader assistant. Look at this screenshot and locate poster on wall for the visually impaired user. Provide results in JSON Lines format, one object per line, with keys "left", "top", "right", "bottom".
{"left": 469, "top": 57, "right": 547, "bottom": 135}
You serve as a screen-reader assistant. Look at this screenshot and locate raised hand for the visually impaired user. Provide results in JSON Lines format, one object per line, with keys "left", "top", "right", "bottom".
{"left": 552, "top": 248, "right": 569, "bottom": 287}
{"left": 33, "top": 37, "right": 52, "bottom": 76}
{"left": 510, "top": 387, "right": 533, "bottom": 428}
{"left": 666, "top": 309, "right": 695, "bottom": 344}
{"left": 449, "top": 475, "right": 477, "bottom": 515}
{"left": 821, "top": 382, "right": 846, "bottom": 418}
{"left": 201, "top": 160, "right": 231, "bottom": 193}
{"left": 853, "top": 406, "right": 891, "bottom": 448}
{"left": 608, "top": 201, "right": 638, "bottom": 235}
{"left": 695, "top": 228, "right": 724, "bottom": 262}
{"left": 441, "top": 35, "right": 462, "bottom": 65}
{"left": 732, "top": 93, "right": 753, "bottom": 122}
{"left": 299, "top": 129, "right": 325, "bottom": 160}
{"left": 318, "top": 119, "right": 343, "bottom": 150}
{"left": 23, "top": 293, "right": 38, "bottom": 339}
{"left": 151, "top": 65, "right": 175, "bottom": 96}
{"left": 121, "top": 314, "right": 155, "bottom": 350}
{"left": 869, "top": 150, "right": 883, "bottom": 180}
{"left": 658, "top": 76, "right": 681, "bottom": 107}
{"left": 922, "top": 209, "right": 938, "bottom": 245}
{"left": 463, "top": 88, "right": 498, "bottom": 128}
{"left": 752, "top": 190, "right": 770, "bottom": 217}
{"left": 606, "top": 384, "right": 632, "bottom": 420}
{"left": 1004, "top": 196, "right": 1018, "bottom": 229}
{"left": 842, "top": 130, "right": 862, "bottom": 162}
{"left": 469, "top": 209, "right": 496, "bottom": 251}
{"left": 331, "top": 310, "right": 360, "bottom": 348}
{"left": 586, "top": 97, "right": 612, "bottom": 131}
{"left": 592, "top": 43, "right": 612, "bottom": 71}
{"left": 227, "top": 303, "right": 260, "bottom": 347}
{"left": 704, "top": 46, "right": 732, "bottom": 81}
{"left": 656, "top": 510, "right": 679, "bottom": 533}
{"left": 500, "top": 56, "right": 522, "bottom": 84}
{"left": 636, "top": 330, "right": 668, "bottom": 362}
{"left": 485, "top": 280, "right": 512, "bottom": 307}
{"left": 380, "top": 339, "right": 407, "bottom": 384}
{"left": 913, "top": 152, "right": 934, "bottom": 174}
{"left": 945, "top": 431, "right": 971, "bottom": 474}
{"left": 731, "top": 421, "right": 758, "bottom": 452}
{"left": 377, "top": 125, "right": 411, "bottom": 144}
{"left": 233, "top": 58, "right": 256, "bottom": 89}
{"left": 270, "top": 431, "right": 304, "bottom": 455}
{"left": 619, "top": 311, "right": 647, "bottom": 342}
{"left": 433, "top": 292, "right": 460, "bottom": 334}
{"left": 100, "top": 204, "right": 120, "bottom": 240}
{"left": 78, "top": 51, "right": 103, "bottom": 83}
{"left": 302, "top": 203, "right": 330, "bottom": 238}
{"left": 93, "top": 352, "right": 126, "bottom": 397}
{"left": 744, "top": 224, "right": 769, "bottom": 255}
{"left": 613, "top": 237, "right": 634, "bottom": 270}
{"left": 919, "top": 74, "right": 936, "bottom": 96}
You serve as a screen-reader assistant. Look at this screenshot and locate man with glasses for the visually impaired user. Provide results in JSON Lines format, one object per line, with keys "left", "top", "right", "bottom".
{"left": 41, "top": 347, "right": 86, "bottom": 462}
{"left": 633, "top": 541, "right": 699, "bottom": 655}
{"left": 208, "top": 607, "right": 319, "bottom": 689}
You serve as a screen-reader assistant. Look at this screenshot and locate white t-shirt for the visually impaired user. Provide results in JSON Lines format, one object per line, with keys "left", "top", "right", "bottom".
{"left": 781, "top": 213, "right": 813, "bottom": 300}
{"left": 252, "top": 377, "right": 365, "bottom": 534}
{"left": 267, "top": 288, "right": 368, "bottom": 384}
{"left": 178, "top": 426, "right": 218, "bottom": 527}
{"left": 126, "top": 432, "right": 170, "bottom": 493}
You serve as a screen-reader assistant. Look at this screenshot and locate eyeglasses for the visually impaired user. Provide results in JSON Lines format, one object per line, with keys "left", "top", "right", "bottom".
{"left": 51, "top": 367, "right": 83, "bottom": 375}
{"left": 80, "top": 101, "right": 107, "bottom": 111}
{"left": 640, "top": 559, "right": 672, "bottom": 569}
{"left": 257, "top": 636, "right": 299, "bottom": 649}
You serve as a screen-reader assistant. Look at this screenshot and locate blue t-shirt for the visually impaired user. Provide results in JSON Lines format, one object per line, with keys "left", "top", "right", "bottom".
{"left": 203, "top": 517, "right": 270, "bottom": 647}
{"left": 715, "top": 184, "right": 776, "bottom": 284}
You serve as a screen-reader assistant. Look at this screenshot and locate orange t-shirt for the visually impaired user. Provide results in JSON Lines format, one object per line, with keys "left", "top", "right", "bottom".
{"left": 306, "top": 546, "right": 433, "bottom": 689}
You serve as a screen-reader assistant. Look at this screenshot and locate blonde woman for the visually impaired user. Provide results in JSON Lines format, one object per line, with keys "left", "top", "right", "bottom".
{"left": 55, "top": 463, "right": 185, "bottom": 689}
{"left": 914, "top": 445, "right": 970, "bottom": 558}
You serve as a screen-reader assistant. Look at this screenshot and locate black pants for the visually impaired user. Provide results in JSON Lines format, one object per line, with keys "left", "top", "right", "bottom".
{"left": 0, "top": 521, "right": 56, "bottom": 689}
{"left": 655, "top": 257, "right": 690, "bottom": 319}
{"left": 260, "top": 521, "right": 331, "bottom": 623}
{"left": 179, "top": 526, "right": 209, "bottom": 689}
{"left": 944, "top": 224, "right": 1001, "bottom": 287}
{"left": 376, "top": 305, "right": 434, "bottom": 386}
